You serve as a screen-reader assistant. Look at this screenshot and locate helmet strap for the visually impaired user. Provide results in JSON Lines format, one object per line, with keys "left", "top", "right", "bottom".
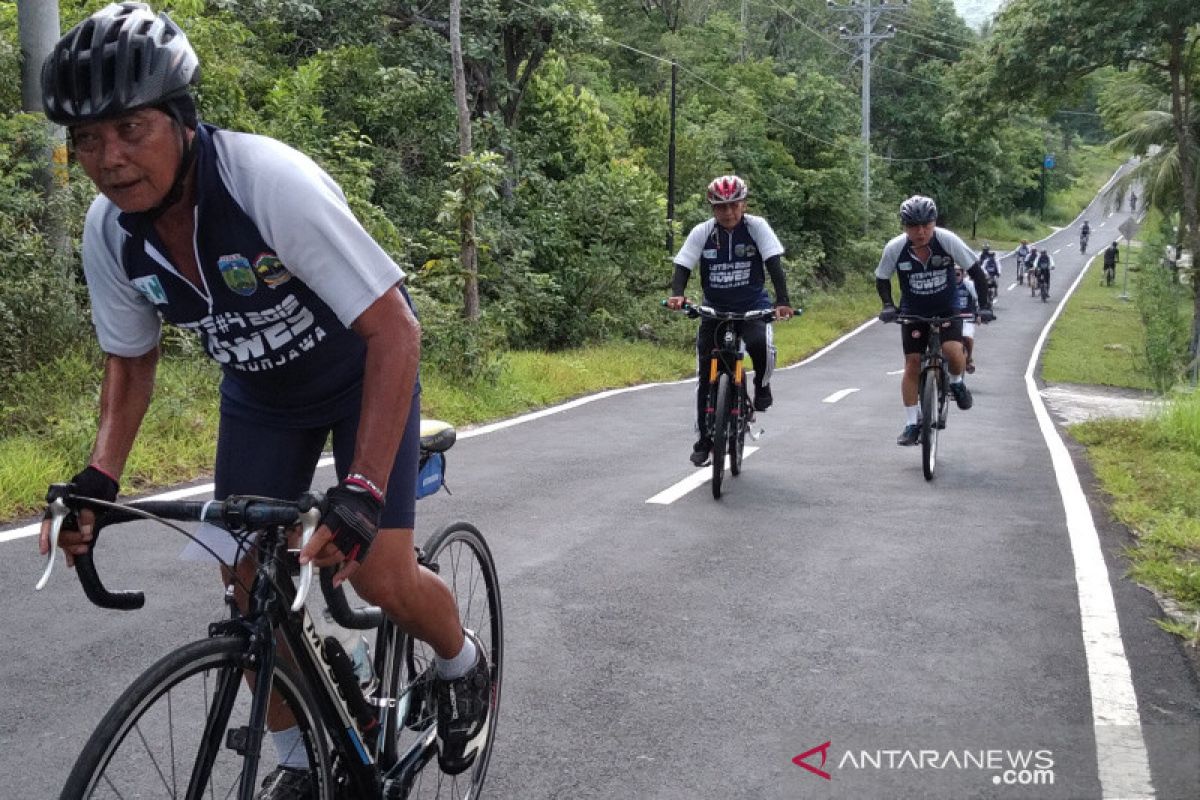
{"left": 142, "top": 106, "right": 197, "bottom": 222}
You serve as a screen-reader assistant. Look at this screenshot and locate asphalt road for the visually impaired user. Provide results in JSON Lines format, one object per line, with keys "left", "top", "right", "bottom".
{"left": 3, "top": 174, "right": 1198, "bottom": 799}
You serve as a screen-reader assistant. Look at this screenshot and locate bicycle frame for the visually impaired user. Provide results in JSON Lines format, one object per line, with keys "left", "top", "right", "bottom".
{"left": 38, "top": 492, "right": 429, "bottom": 799}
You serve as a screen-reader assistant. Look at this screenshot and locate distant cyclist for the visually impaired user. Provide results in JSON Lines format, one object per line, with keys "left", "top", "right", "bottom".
{"left": 668, "top": 175, "right": 794, "bottom": 466}
{"left": 1130, "top": 190, "right": 1138, "bottom": 211}
{"left": 1033, "top": 249, "right": 1055, "bottom": 297}
{"left": 875, "top": 195, "right": 994, "bottom": 447}
{"left": 1015, "top": 240, "right": 1031, "bottom": 285}
{"left": 953, "top": 267, "right": 980, "bottom": 374}
{"left": 1080, "top": 220, "right": 1091, "bottom": 253}
{"left": 980, "top": 248, "right": 1001, "bottom": 303}
{"left": 1103, "top": 241, "right": 1120, "bottom": 285}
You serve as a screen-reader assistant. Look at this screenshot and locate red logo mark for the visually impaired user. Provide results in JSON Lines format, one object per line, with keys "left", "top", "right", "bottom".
{"left": 793, "top": 740, "right": 832, "bottom": 780}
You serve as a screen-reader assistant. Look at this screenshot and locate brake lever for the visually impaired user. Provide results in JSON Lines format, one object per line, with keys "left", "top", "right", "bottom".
{"left": 290, "top": 503, "right": 322, "bottom": 612}
{"left": 34, "top": 497, "right": 69, "bottom": 591}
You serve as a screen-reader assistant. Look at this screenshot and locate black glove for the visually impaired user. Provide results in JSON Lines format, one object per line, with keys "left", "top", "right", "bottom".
{"left": 320, "top": 479, "right": 383, "bottom": 565}
{"left": 878, "top": 305, "right": 898, "bottom": 324}
{"left": 67, "top": 465, "right": 119, "bottom": 504}
{"left": 979, "top": 307, "right": 995, "bottom": 323}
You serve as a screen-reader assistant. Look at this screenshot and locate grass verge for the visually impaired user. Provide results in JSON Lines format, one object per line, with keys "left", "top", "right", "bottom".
{"left": 1046, "top": 216, "right": 1200, "bottom": 642}
{"left": 1, "top": 282, "right": 877, "bottom": 523}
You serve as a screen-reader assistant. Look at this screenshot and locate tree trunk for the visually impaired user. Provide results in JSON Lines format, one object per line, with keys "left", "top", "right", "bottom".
{"left": 449, "top": 0, "right": 479, "bottom": 322}
{"left": 1164, "top": 33, "right": 1200, "bottom": 368}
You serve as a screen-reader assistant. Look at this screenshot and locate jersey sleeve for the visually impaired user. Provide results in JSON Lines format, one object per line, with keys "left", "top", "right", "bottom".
{"left": 673, "top": 220, "right": 713, "bottom": 270}
{"left": 744, "top": 215, "right": 785, "bottom": 260}
{"left": 82, "top": 197, "right": 162, "bottom": 357}
{"left": 874, "top": 234, "right": 908, "bottom": 279}
{"left": 215, "top": 132, "right": 404, "bottom": 328}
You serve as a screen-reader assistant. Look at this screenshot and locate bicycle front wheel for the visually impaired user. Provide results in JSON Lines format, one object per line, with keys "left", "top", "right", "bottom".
{"left": 61, "top": 636, "right": 333, "bottom": 800}
{"left": 729, "top": 383, "right": 747, "bottom": 477}
{"left": 388, "top": 522, "right": 503, "bottom": 799}
{"left": 920, "top": 368, "right": 939, "bottom": 481}
{"left": 710, "top": 373, "right": 731, "bottom": 499}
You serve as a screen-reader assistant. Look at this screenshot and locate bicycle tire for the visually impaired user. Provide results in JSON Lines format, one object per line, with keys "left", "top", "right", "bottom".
{"left": 385, "top": 521, "right": 503, "bottom": 799}
{"left": 729, "top": 383, "right": 747, "bottom": 477}
{"left": 60, "top": 636, "right": 333, "bottom": 800}
{"left": 920, "top": 368, "right": 939, "bottom": 481}
{"left": 710, "top": 373, "right": 731, "bottom": 499}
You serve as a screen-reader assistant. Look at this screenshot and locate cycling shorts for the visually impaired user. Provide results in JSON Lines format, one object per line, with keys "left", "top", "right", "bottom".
{"left": 901, "top": 319, "right": 964, "bottom": 356}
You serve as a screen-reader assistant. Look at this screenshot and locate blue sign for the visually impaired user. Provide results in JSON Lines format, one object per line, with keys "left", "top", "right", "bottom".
{"left": 1043, "top": 154, "right": 1056, "bottom": 169}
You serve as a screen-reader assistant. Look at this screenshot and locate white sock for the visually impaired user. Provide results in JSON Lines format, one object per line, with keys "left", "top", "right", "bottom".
{"left": 272, "top": 726, "right": 309, "bottom": 770}
{"left": 435, "top": 633, "right": 478, "bottom": 680}
{"left": 950, "top": 373, "right": 963, "bottom": 384}
{"left": 905, "top": 405, "right": 919, "bottom": 425}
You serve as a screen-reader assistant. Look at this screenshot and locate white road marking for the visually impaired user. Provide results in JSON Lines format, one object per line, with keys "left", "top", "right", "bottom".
{"left": 1006, "top": 282, "right": 1018, "bottom": 291}
{"left": 1054, "top": 248, "right": 1063, "bottom": 254}
{"left": 1025, "top": 265, "right": 1154, "bottom": 799}
{"left": 822, "top": 388, "right": 860, "bottom": 403}
{"left": 646, "top": 448, "right": 759, "bottom": 504}
{"left": 886, "top": 369, "right": 904, "bottom": 376}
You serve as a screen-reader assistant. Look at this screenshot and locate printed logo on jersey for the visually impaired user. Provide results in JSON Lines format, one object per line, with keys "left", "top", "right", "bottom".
{"left": 930, "top": 255, "right": 952, "bottom": 268}
{"left": 218, "top": 254, "right": 258, "bottom": 296}
{"left": 898, "top": 261, "right": 913, "bottom": 272}
{"left": 253, "top": 254, "right": 292, "bottom": 288}
{"left": 179, "top": 294, "right": 326, "bottom": 372}
{"left": 702, "top": 248, "right": 718, "bottom": 260}
{"left": 734, "top": 243, "right": 757, "bottom": 259}
{"left": 131, "top": 275, "right": 168, "bottom": 305}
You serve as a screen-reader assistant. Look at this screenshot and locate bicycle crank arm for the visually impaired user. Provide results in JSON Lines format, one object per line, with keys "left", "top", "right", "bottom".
{"left": 34, "top": 497, "right": 69, "bottom": 591}
{"left": 290, "top": 505, "right": 323, "bottom": 612}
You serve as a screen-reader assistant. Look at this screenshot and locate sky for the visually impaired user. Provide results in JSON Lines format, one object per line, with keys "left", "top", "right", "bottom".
{"left": 954, "top": 0, "right": 1003, "bottom": 30}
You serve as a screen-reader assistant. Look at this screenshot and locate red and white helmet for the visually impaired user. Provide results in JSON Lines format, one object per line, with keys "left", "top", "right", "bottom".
{"left": 706, "top": 175, "right": 748, "bottom": 205}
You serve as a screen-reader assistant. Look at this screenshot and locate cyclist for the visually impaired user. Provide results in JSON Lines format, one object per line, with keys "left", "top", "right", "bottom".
{"left": 1080, "top": 220, "right": 1091, "bottom": 252}
{"left": 1130, "top": 190, "right": 1138, "bottom": 211}
{"left": 667, "top": 175, "right": 795, "bottom": 466}
{"left": 1103, "top": 240, "right": 1120, "bottom": 284}
{"left": 876, "top": 195, "right": 994, "bottom": 447}
{"left": 953, "top": 266, "right": 980, "bottom": 374}
{"left": 1033, "top": 248, "right": 1055, "bottom": 297}
{"left": 36, "top": 3, "right": 490, "bottom": 793}
{"left": 1026, "top": 247, "right": 1041, "bottom": 293}
{"left": 980, "top": 247, "right": 1001, "bottom": 303}
{"left": 1015, "top": 240, "right": 1030, "bottom": 285}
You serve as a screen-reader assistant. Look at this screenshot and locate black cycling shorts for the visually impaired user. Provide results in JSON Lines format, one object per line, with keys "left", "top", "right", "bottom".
{"left": 901, "top": 319, "right": 964, "bottom": 356}
{"left": 214, "top": 388, "right": 421, "bottom": 530}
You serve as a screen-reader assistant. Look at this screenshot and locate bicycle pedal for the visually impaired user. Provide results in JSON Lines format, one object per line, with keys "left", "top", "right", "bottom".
{"left": 749, "top": 428, "right": 764, "bottom": 441}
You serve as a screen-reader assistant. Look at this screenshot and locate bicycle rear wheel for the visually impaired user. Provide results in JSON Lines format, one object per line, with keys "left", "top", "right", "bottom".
{"left": 710, "top": 373, "right": 731, "bottom": 499}
{"left": 920, "top": 368, "right": 939, "bottom": 481}
{"left": 384, "top": 522, "right": 503, "bottom": 799}
{"left": 60, "top": 636, "right": 332, "bottom": 800}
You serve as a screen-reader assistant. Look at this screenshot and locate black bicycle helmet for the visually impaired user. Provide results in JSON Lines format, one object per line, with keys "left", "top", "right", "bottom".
{"left": 41, "top": 2, "right": 199, "bottom": 127}
{"left": 898, "top": 195, "right": 938, "bottom": 226}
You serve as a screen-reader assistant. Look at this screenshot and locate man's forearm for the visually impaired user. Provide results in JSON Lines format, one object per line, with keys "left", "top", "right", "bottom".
{"left": 91, "top": 349, "right": 160, "bottom": 479}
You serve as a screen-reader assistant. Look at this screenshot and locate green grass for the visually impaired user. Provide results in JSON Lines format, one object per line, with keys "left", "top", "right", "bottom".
{"left": 0, "top": 282, "right": 878, "bottom": 523}
{"left": 1041, "top": 252, "right": 1156, "bottom": 390}
{"left": 1044, "top": 210, "right": 1200, "bottom": 642}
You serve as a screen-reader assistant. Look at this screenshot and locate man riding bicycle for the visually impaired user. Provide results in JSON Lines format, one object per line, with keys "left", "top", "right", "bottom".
{"left": 667, "top": 175, "right": 794, "bottom": 466}
{"left": 1080, "top": 220, "right": 1091, "bottom": 252}
{"left": 36, "top": 4, "right": 491, "bottom": 795}
{"left": 1103, "top": 241, "right": 1120, "bottom": 283}
{"left": 1033, "top": 249, "right": 1055, "bottom": 297}
{"left": 876, "top": 195, "right": 994, "bottom": 447}
{"left": 1015, "top": 240, "right": 1030, "bottom": 284}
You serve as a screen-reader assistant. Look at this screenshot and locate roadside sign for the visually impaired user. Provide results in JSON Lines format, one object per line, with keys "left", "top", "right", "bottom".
{"left": 1043, "top": 154, "right": 1056, "bottom": 169}
{"left": 1119, "top": 217, "right": 1137, "bottom": 240}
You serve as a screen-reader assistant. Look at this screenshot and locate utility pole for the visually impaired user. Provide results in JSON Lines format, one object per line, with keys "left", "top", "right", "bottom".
{"left": 17, "top": 0, "right": 69, "bottom": 259}
{"left": 827, "top": 0, "right": 908, "bottom": 226}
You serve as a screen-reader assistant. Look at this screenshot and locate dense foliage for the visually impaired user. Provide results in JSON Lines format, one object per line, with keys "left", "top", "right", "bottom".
{"left": 0, "top": 0, "right": 1188, "bottom": 395}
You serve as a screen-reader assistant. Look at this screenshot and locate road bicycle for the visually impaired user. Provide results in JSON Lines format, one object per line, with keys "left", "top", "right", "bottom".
{"left": 1035, "top": 266, "right": 1051, "bottom": 302}
{"left": 36, "top": 422, "right": 502, "bottom": 799}
{"left": 893, "top": 314, "right": 971, "bottom": 481}
{"left": 668, "top": 302, "right": 797, "bottom": 499}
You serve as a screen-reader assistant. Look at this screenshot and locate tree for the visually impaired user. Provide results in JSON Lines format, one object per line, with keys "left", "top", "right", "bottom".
{"left": 449, "top": 0, "right": 480, "bottom": 320}
{"left": 980, "top": 0, "right": 1200, "bottom": 365}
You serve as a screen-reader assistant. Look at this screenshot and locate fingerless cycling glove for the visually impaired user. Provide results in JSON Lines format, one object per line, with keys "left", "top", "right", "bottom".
{"left": 321, "top": 479, "right": 383, "bottom": 565}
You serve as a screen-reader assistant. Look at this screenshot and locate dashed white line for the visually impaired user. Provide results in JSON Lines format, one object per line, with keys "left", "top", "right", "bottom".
{"left": 822, "top": 388, "right": 860, "bottom": 403}
{"left": 646, "top": 448, "right": 759, "bottom": 504}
